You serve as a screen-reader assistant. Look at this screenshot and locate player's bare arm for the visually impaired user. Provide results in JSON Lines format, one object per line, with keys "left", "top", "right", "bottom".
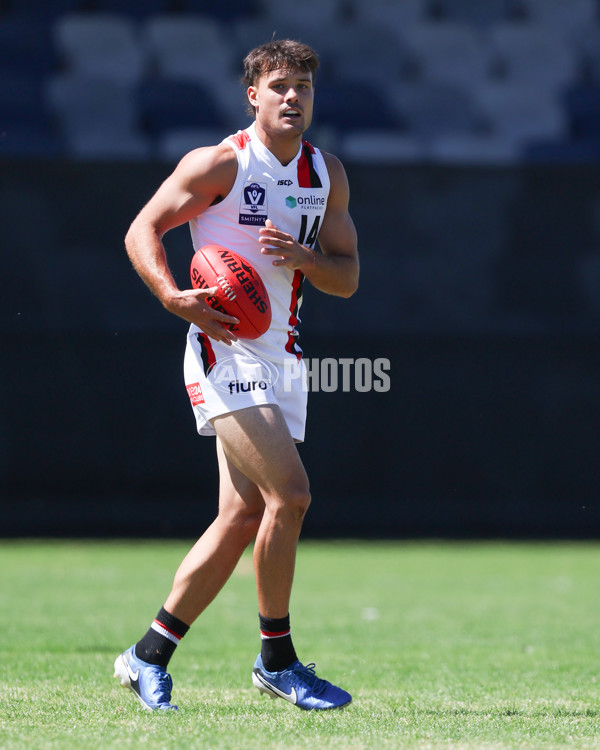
{"left": 125, "top": 143, "right": 240, "bottom": 343}
{"left": 258, "top": 152, "right": 359, "bottom": 298}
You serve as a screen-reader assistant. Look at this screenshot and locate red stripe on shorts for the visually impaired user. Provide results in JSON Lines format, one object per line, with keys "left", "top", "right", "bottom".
{"left": 285, "top": 270, "right": 304, "bottom": 361}
{"left": 197, "top": 332, "right": 217, "bottom": 376}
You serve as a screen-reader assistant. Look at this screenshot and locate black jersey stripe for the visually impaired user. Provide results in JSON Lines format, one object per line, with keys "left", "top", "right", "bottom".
{"left": 301, "top": 143, "right": 323, "bottom": 189}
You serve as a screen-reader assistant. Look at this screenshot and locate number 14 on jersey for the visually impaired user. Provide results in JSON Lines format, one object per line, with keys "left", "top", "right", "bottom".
{"left": 298, "top": 215, "right": 321, "bottom": 249}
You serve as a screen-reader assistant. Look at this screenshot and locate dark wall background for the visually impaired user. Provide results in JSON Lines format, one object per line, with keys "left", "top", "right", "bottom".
{"left": 2, "top": 159, "right": 600, "bottom": 538}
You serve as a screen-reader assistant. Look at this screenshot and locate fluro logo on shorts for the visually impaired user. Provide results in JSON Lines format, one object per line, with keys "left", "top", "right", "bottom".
{"left": 209, "top": 355, "right": 279, "bottom": 394}
{"left": 226, "top": 379, "right": 271, "bottom": 394}
{"left": 239, "top": 181, "right": 267, "bottom": 225}
{"left": 186, "top": 382, "right": 205, "bottom": 406}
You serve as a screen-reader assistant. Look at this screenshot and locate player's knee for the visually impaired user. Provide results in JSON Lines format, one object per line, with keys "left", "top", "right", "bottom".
{"left": 225, "top": 504, "right": 264, "bottom": 541}
{"left": 240, "top": 509, "right": 264, "bottom": 540}
{"left": 277, "top": 483, "right": 311, "bottom": 522}
{"left": 296, "top": 487, "right": 311, "bottom": 517}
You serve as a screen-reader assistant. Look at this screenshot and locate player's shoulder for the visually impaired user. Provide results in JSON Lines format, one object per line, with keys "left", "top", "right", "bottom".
{"left": 319, "top": 149, "right": 342, "bottom": 166}
{"left": 319, "top": 150, "right": 350, "bottom": 193}
{"left": 178, "top": 140, "right": 238, "bottom": 174}
{"left": 172, "top": 140, "right": 238, "bottom": 192}
{"left": 320, "top": 150, "right": 348, "bottom": 177}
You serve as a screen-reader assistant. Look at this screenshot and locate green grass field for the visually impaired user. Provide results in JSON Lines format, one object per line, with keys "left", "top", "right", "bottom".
{"left": 1, "top": 540, "right": 600, "bottom": 749}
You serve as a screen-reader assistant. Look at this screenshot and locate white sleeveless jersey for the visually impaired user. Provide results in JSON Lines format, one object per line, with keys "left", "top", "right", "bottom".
{"left": 188, "top": 121, "right": 330, "bottom": 364}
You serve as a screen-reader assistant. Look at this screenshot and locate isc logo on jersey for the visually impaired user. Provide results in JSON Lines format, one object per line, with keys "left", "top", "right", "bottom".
{"left": 239, "top": 181, "right": 268, "bottom": 225}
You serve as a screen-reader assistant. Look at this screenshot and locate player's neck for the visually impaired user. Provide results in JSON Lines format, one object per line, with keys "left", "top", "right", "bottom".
{"left": 253, "top": 122, "right": 303, "bottom": 166}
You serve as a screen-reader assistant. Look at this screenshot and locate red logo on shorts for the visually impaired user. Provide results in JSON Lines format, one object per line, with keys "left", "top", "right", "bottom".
{"left": 186, "top": 382, "right": 205, "bottom": 406}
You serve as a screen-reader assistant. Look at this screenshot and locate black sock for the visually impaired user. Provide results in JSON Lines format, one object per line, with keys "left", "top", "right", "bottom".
{"left": 259, "top": 613, "right": 298, "bottom": 672}
{"left": 135, "top": 606, "right": 190, "bottom": 668}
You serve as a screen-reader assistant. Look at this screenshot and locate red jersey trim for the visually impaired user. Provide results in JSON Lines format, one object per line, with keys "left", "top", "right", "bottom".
{"left": 228, "top": 130, "right": 251, "bottom": 150}
{"left": 297, "top": 141, "right": 323, "bottom": 188}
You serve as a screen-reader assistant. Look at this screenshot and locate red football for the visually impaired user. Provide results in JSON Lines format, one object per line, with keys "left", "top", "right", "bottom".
{"left": 190, "top": 244, "right": 271, "bottom": 340}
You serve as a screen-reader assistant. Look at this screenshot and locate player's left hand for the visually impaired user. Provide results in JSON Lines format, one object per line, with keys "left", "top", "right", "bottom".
{"left": 259, "top": 219, "right": 314, "bottom": 270}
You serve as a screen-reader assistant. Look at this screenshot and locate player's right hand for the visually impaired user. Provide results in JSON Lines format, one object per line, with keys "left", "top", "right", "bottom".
{"left": 164, "top": 287, "right": 239, "bottom": 345}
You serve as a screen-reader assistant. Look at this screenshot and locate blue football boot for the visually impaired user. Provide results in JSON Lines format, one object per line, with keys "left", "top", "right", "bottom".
{"left": 113, "top": 646, "right": 177, "bottom": 711}
{"left": 252, "top": 654, "right": 351, "bottom": 710}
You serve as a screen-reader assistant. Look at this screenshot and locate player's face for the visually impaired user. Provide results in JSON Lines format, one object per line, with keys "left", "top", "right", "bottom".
{"left": 248, "top": 68, "right": 314, "bottom": 139}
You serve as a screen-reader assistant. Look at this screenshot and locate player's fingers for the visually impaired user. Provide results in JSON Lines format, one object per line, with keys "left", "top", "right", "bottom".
{"left": 209, "top": 309, "right": 240, "bottom": 326}
{"left": 258, "top": 237, "right": 280, "bottom": 248}
{"left": 217, "top": 327, "right": 238, "bottom": 344}
{"left": 193, "top": 285, "right": 219, "bottom": 297}
{"left": 191, "top": 288, "right": 239, "bottom": 324}
{"left": 261, "top": 244, "right": 291, "bottom": 255}
{"left": 259, "top": 226, "right": 288, "bottom": 241}
{"left": 193, "top": 287, "right": 240, "bottom": 327}
{"left": 200, "top": 318, "right": 237, "bottom": 342}
{"left": 210, "top": 329, "right": 237, "bottom": 345}
{"left": 204, "top": 331, "right": 235, "bottom": 346}
{"left": 259, "top": 228, "right": 286, "bottom": 239}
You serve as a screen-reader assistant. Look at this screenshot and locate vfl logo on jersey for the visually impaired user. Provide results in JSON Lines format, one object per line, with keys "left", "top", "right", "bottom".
{"left": 239, "top": 181, "right": 267, "bottom": 225}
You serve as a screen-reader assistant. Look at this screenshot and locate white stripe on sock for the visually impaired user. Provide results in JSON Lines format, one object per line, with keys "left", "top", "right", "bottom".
{"left": 151, "top": 620, "right": 180, "bottom": 645}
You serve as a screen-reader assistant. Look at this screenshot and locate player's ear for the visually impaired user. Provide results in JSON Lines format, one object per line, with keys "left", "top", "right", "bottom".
{"left": 247, "top": 86, "right": 258, "bottom": 109}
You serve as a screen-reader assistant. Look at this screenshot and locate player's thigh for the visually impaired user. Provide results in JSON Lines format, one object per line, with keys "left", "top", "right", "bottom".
{"left": 212, "top": 404, "right": 309, "bottom": 500}
{"left": 216, "top": 436, "right": 264, "bottom": 520}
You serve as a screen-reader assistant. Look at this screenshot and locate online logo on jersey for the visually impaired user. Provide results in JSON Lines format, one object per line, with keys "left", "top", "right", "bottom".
{"left": 209, "top": 355, "right": 279, "bottom": 395}
{"left": 285, "top": 194, "right": 325, "bottom": 210}
{"left": 239, "top": 181, "right": 268, "bottom": 225}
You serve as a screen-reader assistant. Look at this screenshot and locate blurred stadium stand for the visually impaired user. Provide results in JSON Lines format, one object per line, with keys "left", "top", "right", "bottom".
{"left": 0, "top": 0, "right": 599, "bottom": 161}
{"left": 53, "top": 13, "right": 147, "bottom": 85}
{"left": 4, "top": 1, "right": 600, "bottom": 539}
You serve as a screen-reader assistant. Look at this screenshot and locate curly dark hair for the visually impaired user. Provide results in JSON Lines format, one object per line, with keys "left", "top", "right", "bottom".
{"left": 242, "top": 39, "right": 319, "bottom": 116}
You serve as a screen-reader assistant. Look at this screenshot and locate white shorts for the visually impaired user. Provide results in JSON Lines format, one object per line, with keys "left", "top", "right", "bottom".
{"left": 183, "top": 329, "right": 308, "bottom": 442}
